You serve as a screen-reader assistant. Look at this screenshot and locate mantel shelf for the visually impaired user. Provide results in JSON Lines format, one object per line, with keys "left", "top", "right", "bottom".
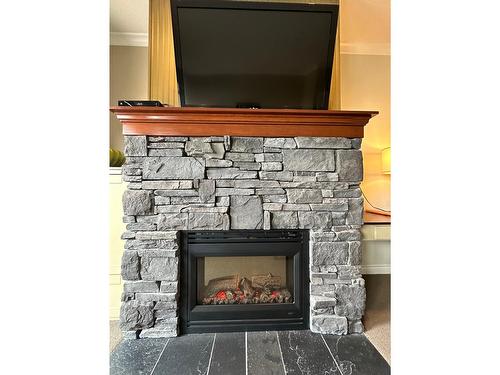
{"left": 110, "top": 106, "right": 378, "bottom": 138}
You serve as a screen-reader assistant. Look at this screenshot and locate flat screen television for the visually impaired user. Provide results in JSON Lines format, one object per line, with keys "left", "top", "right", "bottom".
{"left": 171, "top": 0, "right": 339, "bottom": 109}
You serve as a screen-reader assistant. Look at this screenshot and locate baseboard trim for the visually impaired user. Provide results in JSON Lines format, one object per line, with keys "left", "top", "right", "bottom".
{"left": 362, "top": 264, "right": 391, "bottom": 275}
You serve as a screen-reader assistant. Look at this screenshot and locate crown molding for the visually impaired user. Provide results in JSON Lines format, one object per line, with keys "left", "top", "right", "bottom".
{"left": 340, "top": 42, "right": 390, "bottom": 56}
{"left": 110, "top": 32, "right": 148, "bottom": 47}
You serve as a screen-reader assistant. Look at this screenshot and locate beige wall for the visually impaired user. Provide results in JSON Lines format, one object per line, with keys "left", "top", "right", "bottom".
{"left": 341, "top": 53, "right": 391, "bottom": 212}
{"left": 109, "top": 46, "right": 149, "bottom": 151}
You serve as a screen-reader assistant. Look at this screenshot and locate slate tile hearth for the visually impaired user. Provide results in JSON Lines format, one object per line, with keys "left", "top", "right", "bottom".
{"left": 110, "top": 330, "right": 390, "bottom": 375}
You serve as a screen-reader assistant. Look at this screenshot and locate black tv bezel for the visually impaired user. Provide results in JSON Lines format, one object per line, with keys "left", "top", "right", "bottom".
{"left": 170, "top": 0, "right": 339, "bottom": 110}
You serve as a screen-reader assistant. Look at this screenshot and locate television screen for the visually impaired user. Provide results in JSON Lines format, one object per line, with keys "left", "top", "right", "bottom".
{"left": 171, "top": 0, "right": 339, "bottom": 109}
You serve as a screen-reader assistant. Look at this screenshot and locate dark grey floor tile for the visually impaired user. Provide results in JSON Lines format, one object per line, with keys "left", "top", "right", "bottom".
{"left": 247, "top": 331, "right": 285, "bottom": 375}
{"left": 110, "top": 338, "right": 168, "bottom": 375}
{"left": 322, "top": 334, "right": 390, "bottom": 375}
{"left": 277, "top": 330, "right": 341, "bottom": 375}
{"left": 152, "top": 333, "right": 214, "bottom": 375}
{"left": 208, "top": 332, "right": 246, "bottom": 375}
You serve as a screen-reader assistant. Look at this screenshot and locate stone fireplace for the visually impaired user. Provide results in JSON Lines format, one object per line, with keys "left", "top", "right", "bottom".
{"left": 119, "top": 134, "right": 367, "bottom": 338}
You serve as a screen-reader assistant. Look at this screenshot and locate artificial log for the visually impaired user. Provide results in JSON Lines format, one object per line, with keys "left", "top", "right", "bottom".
{"left": 251, "top": 273, "right": 282, "bottom": 289}
{"left": 239, "top": 277, "right": 255, "bottom": 297}
{"left": 204, "top": 275, "right": 240, "bottom": 296}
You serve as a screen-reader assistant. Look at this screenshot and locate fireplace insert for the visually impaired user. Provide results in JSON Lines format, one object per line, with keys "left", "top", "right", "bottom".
{"left": 180, "top": 230, "right": 309, "bottom": 334}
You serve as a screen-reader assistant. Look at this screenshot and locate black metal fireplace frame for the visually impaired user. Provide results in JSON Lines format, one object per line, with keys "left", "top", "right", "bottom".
{"left": 180, "top": 230, "right": 310, "bottom": 334}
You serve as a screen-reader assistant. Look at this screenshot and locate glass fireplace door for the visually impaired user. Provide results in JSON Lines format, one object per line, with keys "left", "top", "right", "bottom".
{"left": 197, "top": 255, "right": 294, "bottom": 305}
{"left": 181, "top": 230, "right": 309, "bottom": 334}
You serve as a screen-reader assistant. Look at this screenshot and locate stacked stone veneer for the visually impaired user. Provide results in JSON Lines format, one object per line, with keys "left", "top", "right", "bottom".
{"left": 120, "top": 135, "right": 366, "bottom": 338}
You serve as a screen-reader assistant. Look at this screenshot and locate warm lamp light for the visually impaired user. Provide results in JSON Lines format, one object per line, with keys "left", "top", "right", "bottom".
{"left": 381, "top": 147, "right": 391, "bottom": 174}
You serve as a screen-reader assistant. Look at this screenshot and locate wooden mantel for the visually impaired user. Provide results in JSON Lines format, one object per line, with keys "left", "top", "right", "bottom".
{"left": 110, "top": 106, "right": 378, "bottom": 138}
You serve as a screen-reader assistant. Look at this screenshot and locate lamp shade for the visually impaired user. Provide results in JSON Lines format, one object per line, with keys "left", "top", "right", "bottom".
{"left": 381, "top": 147, "right": 391, "bottom": 174}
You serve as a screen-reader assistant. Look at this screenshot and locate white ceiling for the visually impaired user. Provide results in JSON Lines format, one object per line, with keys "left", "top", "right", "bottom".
{"left": 109, "top": 0, "right": 390, "bottom": 54}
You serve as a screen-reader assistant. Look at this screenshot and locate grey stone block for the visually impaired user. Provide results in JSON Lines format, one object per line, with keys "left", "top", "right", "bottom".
{"left": 292, "top": 175, "right": 316, "bottom": 182}
{"left": 233, "top": 162, "right": 261, "bottom": 170}
{"left": 156, "top": 204, "right": 213, "bottom": 214}
{"left": 262, "top": 203, "right": 283, "bottom": 211}
{"left": 287, "top": 189, "right": 323, "bottom": 204}
{"left": 160, "top": 281, "right": 178, "bottom": 293}
{"left": 230, "top": 196, "right": 263, "bottom": 229}
{"left": 154, "top": 189, "right": 198, "bottom": 197}
{"left": 316, "top": 172, "right": 339, "bottom": 182}
{"left": 123, "top": 215, "right": 136, "bottom": 223}
{"left": 333, "top": 188, "right": 362, "bottom": 198}
{"left": 336, "top": 150, "right": 363, "bottom": 181}
{"left": 282, "top": 204, "right": 310, "bottom": 211}
{"left": 234, "top": 180, "right": 280, "bottom": 188}
{"left": 123, "top": 190, "right": 153, "bottom": 215}
{"left": 143, "top": 157, "right": 205, "bottom": 180}
{"left": 262, "top": 195, "right": 288, "bottom": 203}
{"left": 206, "top": 159, "right": 232, "bottom": 168}
{"left": 188, "top": 212, "right": 229, "bottom": 230}
{"left": 125, "top": 239, "right": 178, "bottom": 250}
{"left": 255, "top": 188, "right": 285, "bottom": 195}
{"left": 135, "top": 232, "right": 177, "bottom": 240}
{"left": 259, "top": 171, "right": 293, "bottom": 181}
{"left": 231, "top": 137, "right": 264, "bottom": 153}
{"left": 280, "top": 181, "right": 349, "bottom": 189}
{"left": 271, "top": 211, "right": 298, "bottom": 229}
{"left": 298, "top": 212, "right": 332, "bottom": 229}
{"left": 215, "top": 188, "right": 254, "bottom": 196}
{"left": 127, "top": 223, "right": 156, "bottom": 231}
{"left": 216, "top": 180, "right": 235, "bottom": 187}
{"left": 351, "top": 138, "right": 362, "bottom": 149}
{"left": 264, "top": 211, "right": 271, "bottom": 230}
{"left": 199, "top": 180, "right": 216, "bottom": 203}
{"left": 294, "top": 137, "right": 351, "bottom": 149}
{"left": 124, "top": 136, "right": 147, "bottom": 156}
{"left": 121, "top": 231, "right": 136, "bottom": 240}
{"left": 216, "top": 196, "right": 230, "bottom": 206}
{"left": 263, "top": 138, "right": 297, "bottom": 148}
{"left": 121, "top": 251, "right": 140, "bottom": 280}
{"left": 147, "top": 149, "right": 182, "bottom": 158}
{"left": 169, "top": 197, "right": 202, "bottom": 204}
{"left": 348, "top": 320, "right": 364, "bottom": 333}
{"left": 139, "top": 327, "right": 177, "bottom": 338}
{"left": 310, "top": 200, "right": 349, "bottom": 212}
{"left": 337, "top": 265, "right": 362, "bottom": 279}
{"left": 135, "top": 293, "right": 176, "bottom": 303}
{"left": 148, "top": 135, "right": 188, "bottom": 142}
{"left": 225, "top": 152, "right": 255, "bottom": 162}
{"left": 255, "top": 153, "right": 283, "bottom": 162}
{"left": 181, "top": 206, "right": 227, "bottom": 213}
{"left": 120, "top": 300, "right": 154, "bottom": 331}
{"left": 283, "top": 149, "right": 336, "bottom": 171}
{"left": 185, "top": 139, "right": 213, "bottom": 156}
{"left": 310, "top": 315, "right": 348, "bottom": 335}
{"left": 141, "top": 255, "right": 178, "bottom": 281}
{"left": 124, "top": 281, "right": 159, "bottom": 293}
{"left": 346, "top": 197, "right": 364, "bottom": 225}
{"left": 149, "top": 136, "right": 188, "bottom": 142}
{"left": 207, "top": 168, "right": 258, "bottom": 179}
{"left": 127, "top": 183, "right": 142, "bottom": 189}
{"left": 334, "top": 284, "right": 366, "bottom": 320}
{"left": 141, "top": 180, "right": 193, "bottom": 190}
{"left": 311, "top": 295, "right": 337, "bottom": 310}
{"left": 122, "top": 175, "right": 142, "bottom": 182}
{"left": 122, "top": 165, "right": 142, "bottom": 176}
{"left": 336, "top": 230, "right": 361, "bottom": 242}
{"left": 312, "top": 242, "right": 349, "bottom": 266}
{"left": 261, "top": 162, "right": 282, "bottom": 171}
{"left": 147, "top": 142, "right": 185, "bottom": 149}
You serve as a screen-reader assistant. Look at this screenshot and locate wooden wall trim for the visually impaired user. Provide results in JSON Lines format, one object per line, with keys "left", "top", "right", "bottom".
{"left": 110, "top": 106, "right": 377, "bottom": 138}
